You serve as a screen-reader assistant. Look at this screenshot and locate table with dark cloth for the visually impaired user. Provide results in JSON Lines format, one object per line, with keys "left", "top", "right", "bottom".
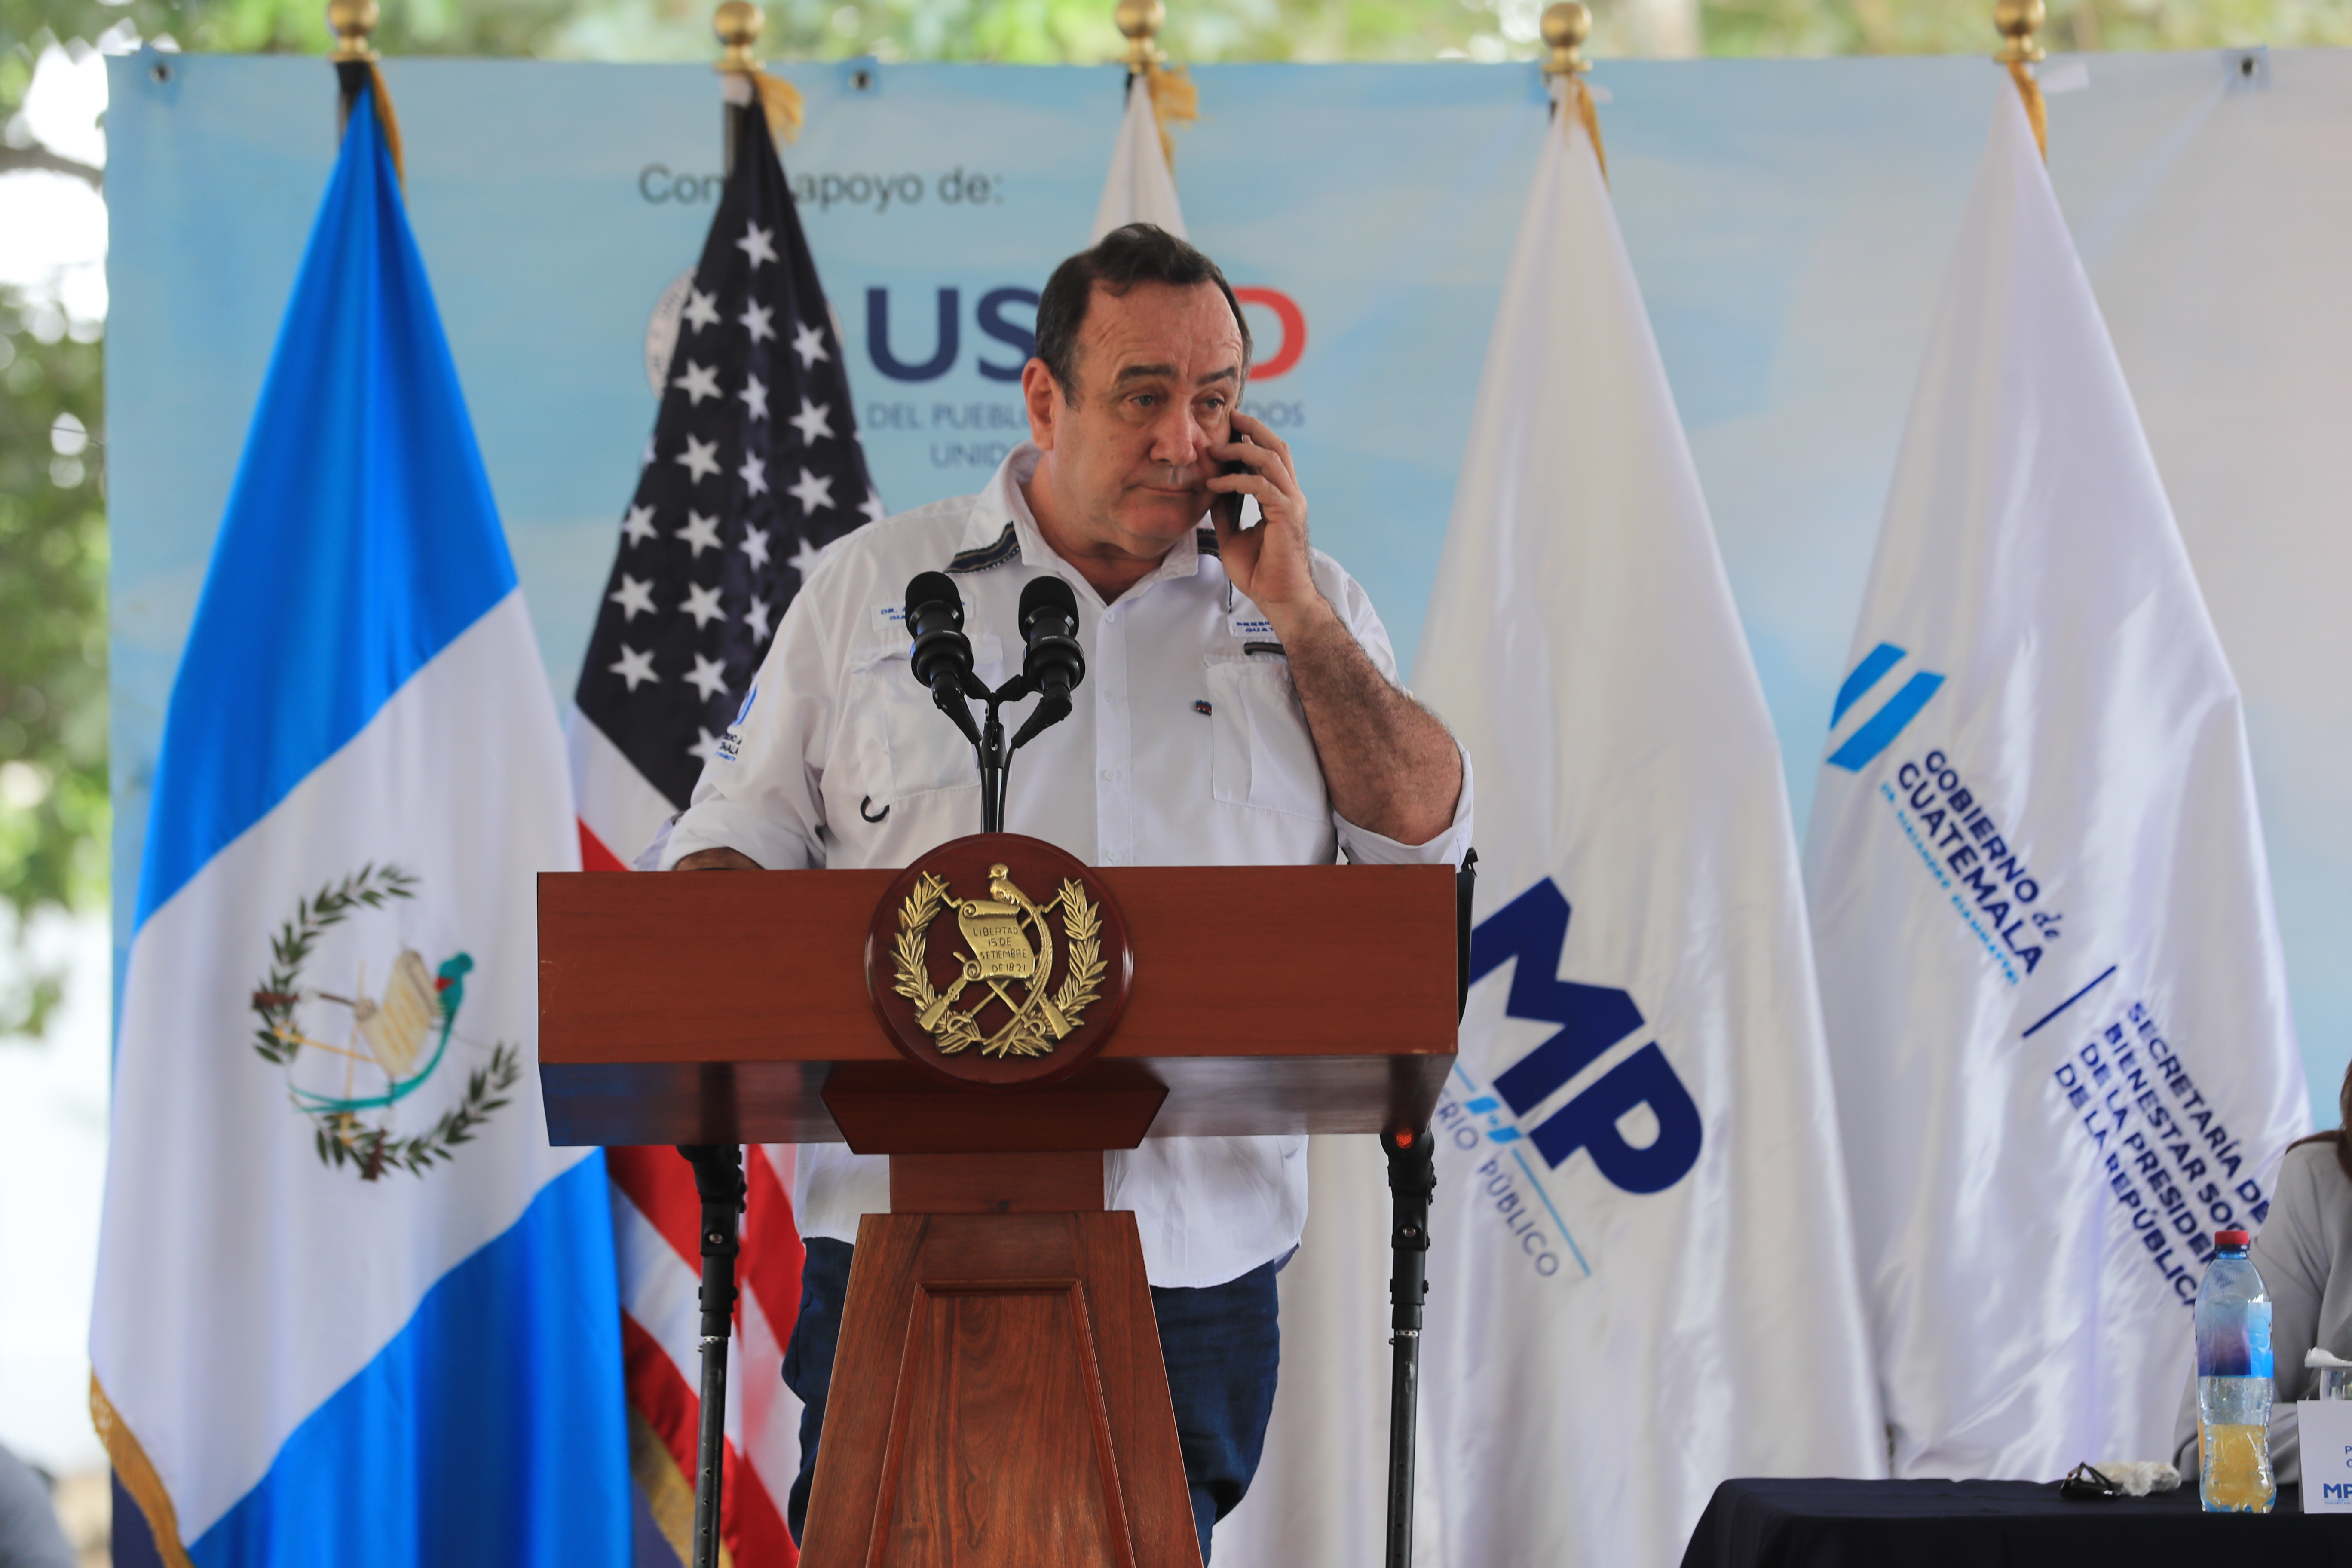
{"left": 1681, "top": 1478, "right": 2352, "bottom": 1568}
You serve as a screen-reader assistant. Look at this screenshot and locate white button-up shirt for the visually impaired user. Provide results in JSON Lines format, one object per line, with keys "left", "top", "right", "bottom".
{"left": 662, "top": 443, "right": 1473, "bottom": 1288}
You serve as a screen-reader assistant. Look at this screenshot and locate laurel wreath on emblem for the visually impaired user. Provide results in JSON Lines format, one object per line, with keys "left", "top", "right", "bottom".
{"left": 891, "top": 869, "right": 1106, "bottom": 1058}
{"left": 248, "top": 864, "right": 520, "bottom": 1182}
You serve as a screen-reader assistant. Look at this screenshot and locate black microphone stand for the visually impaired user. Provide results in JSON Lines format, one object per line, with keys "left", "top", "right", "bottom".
{"left": 1383, "top": 849, "right": 1476, "bottom": 1568}
{"left": 677, "top": 1143, "right": 746, "bottom": 1568}
{"left": 974, "top": 691, "right": 1010, "bottom": 834}
{"left": 1382, "top": 1123, "right": 1436, "bottom": 1568}
{"left": 965, "top": 674, "right": 1024, "bottom": 834}
{"left": 905, "top": 572, "right": 1082, "bottom": 835}
{"left": 960, "top": 674, "right": 1077, "bottom": 833}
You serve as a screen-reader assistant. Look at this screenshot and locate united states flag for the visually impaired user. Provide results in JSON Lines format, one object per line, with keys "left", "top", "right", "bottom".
{"left": 573, "top": 100, "right": 878, "bottom": 844}
{"left": 566, "top": 94, "right": 877, "bottom": 1568}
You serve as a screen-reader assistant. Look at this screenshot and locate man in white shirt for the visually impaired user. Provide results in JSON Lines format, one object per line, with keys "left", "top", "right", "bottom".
{"left": 663, "top": 223, "right": 1470, "bottom": 1559}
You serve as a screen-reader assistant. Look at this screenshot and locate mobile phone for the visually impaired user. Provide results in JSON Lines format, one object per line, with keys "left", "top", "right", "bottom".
{"left": 1214, "top": 434, "right": 1254, "bottom": 531}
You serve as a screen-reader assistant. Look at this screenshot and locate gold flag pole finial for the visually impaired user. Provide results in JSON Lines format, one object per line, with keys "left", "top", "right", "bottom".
{"left": 1112, "top": 0, "right": 1195, "bottom": 172}
{"left": 325, "top": 0, "right": 401, "bottom": 183}
{"left": 327, "top": 0, "right": 379, "bottom": 62}
{"left": 713, "top": 1, "right": 803, "bottom": 145}
{"left": 1115, "top": 0, "right": 1166, "bottom": 74}
{"left": 1540, "top": 1, "right": 1591, "bottom": 76}
{"left": 1540, "top": 3, "right": 1607, "bottom": 183}
{"left": 1993, "top": 0, "right": 2046, "bottom": 64}
{"left": 1994, "top": 0, "right": 2049, "bottom": 161}
{"left": 714, "top": 0, "right": 763, "bottom": 73}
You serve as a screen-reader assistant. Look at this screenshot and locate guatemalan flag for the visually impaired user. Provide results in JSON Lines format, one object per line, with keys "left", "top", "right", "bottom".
{"left": 1403, "top": 76, "right": 1885, "bottom": 1568}
{"left": 90, "top": 77, "right": 630, "bottom": 1565}
{"left": 1804, "top": 75, "right": 2307, "bottom": 1477}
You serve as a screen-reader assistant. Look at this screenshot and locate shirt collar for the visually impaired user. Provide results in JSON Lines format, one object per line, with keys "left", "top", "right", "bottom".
{"left": 963, "top": 442, "right": 1209, "bottom": 600}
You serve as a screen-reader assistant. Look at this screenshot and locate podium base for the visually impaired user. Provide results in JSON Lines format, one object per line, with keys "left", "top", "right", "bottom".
{"left": 801, "top": 1193, "right": 1200, "bottom": 1568}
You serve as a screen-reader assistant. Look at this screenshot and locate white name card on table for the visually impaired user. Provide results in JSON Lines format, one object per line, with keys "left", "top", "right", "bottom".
{"left": 2299, "top": 1401, "right": 2352, "bottom": 1512}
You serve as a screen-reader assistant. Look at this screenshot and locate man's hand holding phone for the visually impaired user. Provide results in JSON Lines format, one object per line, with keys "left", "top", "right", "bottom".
{"left": 1206, "top": 410, "right": 1320, "bottom": 634}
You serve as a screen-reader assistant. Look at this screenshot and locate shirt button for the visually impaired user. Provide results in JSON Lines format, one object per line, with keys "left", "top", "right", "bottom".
{"left": 1100, "top": 769, "right": 1120, "bottom": 782}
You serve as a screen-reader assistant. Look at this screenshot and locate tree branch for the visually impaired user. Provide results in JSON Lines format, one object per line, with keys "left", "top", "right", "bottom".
{"left": 0, "top": 145, "right": 102, "bottom": 189}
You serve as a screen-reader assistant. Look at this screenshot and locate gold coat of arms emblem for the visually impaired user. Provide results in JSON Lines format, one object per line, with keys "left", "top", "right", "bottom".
{"left": 890, "top": 861, "right": 1105, "bottom": 1058}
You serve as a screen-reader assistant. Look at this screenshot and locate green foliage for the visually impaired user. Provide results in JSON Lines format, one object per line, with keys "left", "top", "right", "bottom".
{"left": 1692, "top": 0, "right": 2352, "bottom": 58}
{"left": 0, "top": 289, "right": 105, "bottom": 1039}
{"left": 12, "top": 0, "right": 2350, "bottom": 73}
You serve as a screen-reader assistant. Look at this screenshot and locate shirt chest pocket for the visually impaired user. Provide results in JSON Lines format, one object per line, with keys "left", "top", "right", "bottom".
{"left": 848, "top": 634, "right": 1004, "bottom": 805}
{"left": 1204, "top": 654, "right": 1328, "bottom": 820}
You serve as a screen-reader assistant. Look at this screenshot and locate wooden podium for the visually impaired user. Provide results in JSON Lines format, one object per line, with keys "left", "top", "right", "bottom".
{"left": 539, "top": 848, "right": 1458, "bottom": 1568}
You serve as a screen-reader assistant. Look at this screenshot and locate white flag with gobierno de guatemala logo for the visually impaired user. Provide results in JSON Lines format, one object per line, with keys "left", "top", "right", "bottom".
{"left": 1803, "top": 77, "right": 2309, "bottom": 1480}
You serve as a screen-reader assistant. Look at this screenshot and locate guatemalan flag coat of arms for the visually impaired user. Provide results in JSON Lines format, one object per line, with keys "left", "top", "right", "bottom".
{"left": 89, "top": 78, "right": 631, "bottom": 1567}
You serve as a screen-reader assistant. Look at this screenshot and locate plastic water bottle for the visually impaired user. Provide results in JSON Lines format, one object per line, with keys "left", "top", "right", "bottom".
{"left": 2196, "top": 1228, "right": 2275, "bottom": 1513}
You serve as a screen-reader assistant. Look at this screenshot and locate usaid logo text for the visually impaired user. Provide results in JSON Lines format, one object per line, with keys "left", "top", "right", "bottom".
{"left": 863, "top": 286, "right": 1307, "bottom": 383}
{"left": 1466, "top": 881, "right": 1702, "bottom": 1194}
{"left": 1827, "top": 642, "right": 1945, "bottom": 772}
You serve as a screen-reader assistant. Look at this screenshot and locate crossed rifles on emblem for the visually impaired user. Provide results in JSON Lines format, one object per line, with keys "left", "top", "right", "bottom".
{"left": 891, "top": 862, "right": 1106, "bottom": 1059}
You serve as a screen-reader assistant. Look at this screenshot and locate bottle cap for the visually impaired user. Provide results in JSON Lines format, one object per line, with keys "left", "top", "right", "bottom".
{"left": 2216, "top": 1228, "right": 2252, "bottom": 1248}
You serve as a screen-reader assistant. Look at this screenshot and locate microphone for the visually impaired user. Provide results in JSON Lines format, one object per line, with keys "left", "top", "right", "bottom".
{"left": 1011, "top": 576, "right": 1085, "bottom": 750}
{"left": 903, "top": 571, "right": 980, "bottom": 744}
{"left": 1017, "top": 576, "right": 1086, "bottom": 700}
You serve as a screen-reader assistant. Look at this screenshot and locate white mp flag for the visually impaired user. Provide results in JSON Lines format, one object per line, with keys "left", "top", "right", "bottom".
{"left": 1804, "top": 77, "right": 2308, "bottom": 1479}
{"left": 1405, "top": 79, "right": 1885, "bottom": 1567}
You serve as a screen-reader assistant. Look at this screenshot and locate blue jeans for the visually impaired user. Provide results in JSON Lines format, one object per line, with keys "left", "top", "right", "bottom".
{"left": 782, "top": 1237, "right": 1282, "bottom": 1564}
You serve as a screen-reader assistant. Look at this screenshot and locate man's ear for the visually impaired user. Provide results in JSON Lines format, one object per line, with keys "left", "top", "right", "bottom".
{"left": 1020, "top": 359, "right": 1060, "bottom": 452}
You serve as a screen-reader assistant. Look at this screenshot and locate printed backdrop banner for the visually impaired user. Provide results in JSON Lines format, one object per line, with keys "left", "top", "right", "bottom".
{"left": 107, "top": 48, "right": 2352, "bottom": 1554}
{"left": 109, "top": 53, "right": 2352, "bottom": 1152}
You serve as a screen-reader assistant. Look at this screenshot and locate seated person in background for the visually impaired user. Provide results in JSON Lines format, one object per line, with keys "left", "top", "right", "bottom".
{"left": 2172, "top": 1060, "right": 2352, "bottom": 1483}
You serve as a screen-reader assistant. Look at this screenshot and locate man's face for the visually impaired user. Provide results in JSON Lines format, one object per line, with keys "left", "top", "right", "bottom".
{"left": 1025, "top": 280, "right": 1247, "bottom": 566}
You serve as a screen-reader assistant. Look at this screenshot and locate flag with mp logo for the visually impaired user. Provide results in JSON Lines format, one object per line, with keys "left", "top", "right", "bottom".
{"left": 1405, "top": 80, "right": 1885, "bottom": 1567}
{"left": 1803, "top": 77, "right": 2308, "bottom": 1478}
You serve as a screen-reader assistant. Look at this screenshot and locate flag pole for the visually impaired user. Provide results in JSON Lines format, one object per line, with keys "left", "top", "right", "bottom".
{"left": 327, "top": 0, "right": 375, "bottom": 130}
{"left": 326, "top": 0, "right": 404, "bottom": 184}
{"left": 1111, "top": 0, "right": 1196, "bottom": 172}
{"left": 1540, "top": 2, "right": 1607, "bottom": 183}
{"left": 714, "top": 0, "right": 761, "bottom": 178}
{"left": 1114, "top": 0, "right": 1164, "bottom": 74}
{"left": 714, "top": 0, "right": 805, "bottom": 177}
{"left": 1994, "top": 0, "right": 2049, "bottom": 161}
